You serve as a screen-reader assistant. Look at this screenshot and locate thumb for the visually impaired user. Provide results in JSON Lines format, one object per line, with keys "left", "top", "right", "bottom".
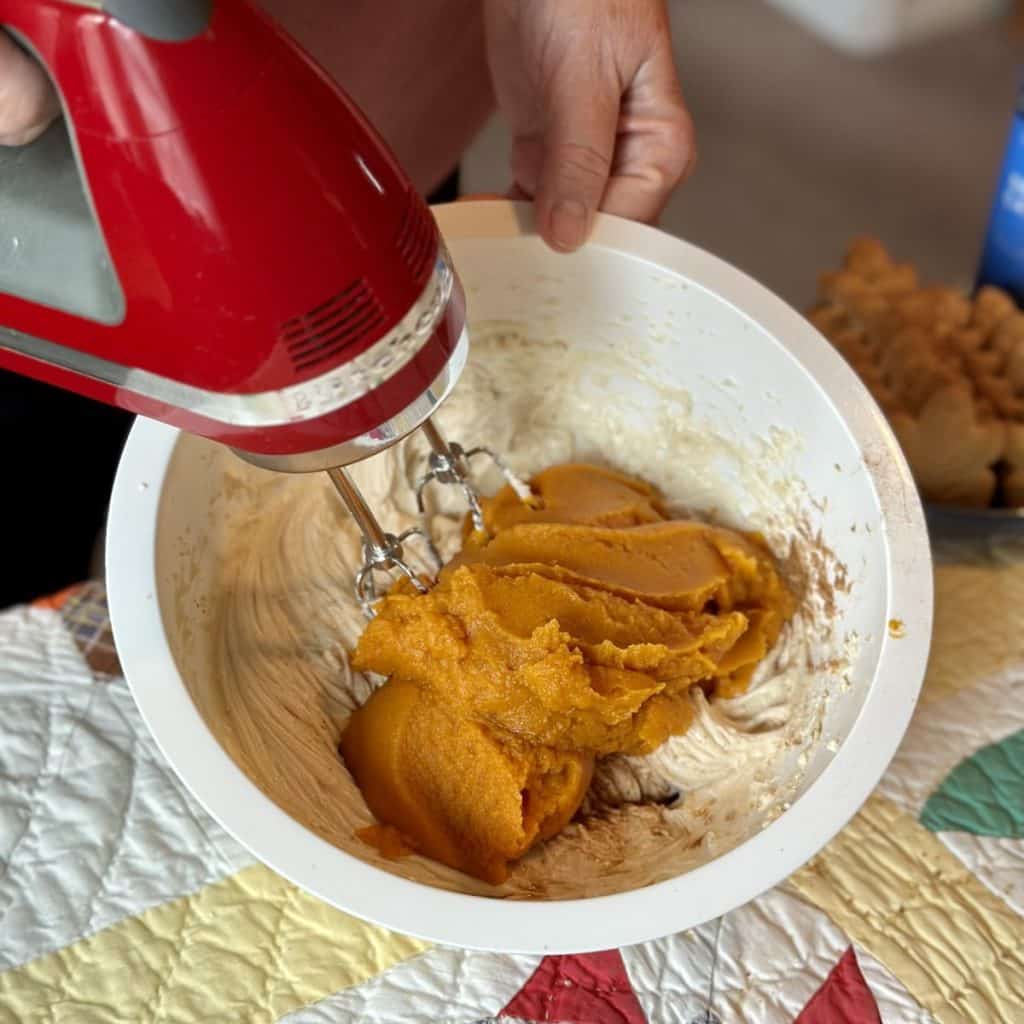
{"left": 0, "top": 32, "right": 60, "bottom": 146}
{"left": 535, "top": 64, "right": 618, "bottom": 253}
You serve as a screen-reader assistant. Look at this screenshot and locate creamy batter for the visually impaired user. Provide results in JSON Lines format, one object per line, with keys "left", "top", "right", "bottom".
{"left": 194, "top": 326, "right": 848, "bottom": 899}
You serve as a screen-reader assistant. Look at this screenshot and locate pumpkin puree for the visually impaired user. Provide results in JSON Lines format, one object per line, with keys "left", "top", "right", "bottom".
{"left": 341, "top": 464, "right": 794, "bottom": 884}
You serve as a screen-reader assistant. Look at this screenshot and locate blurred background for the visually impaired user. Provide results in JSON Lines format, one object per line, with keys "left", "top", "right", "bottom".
{"left": 463, "top": 0, "right": 1022, "bottom": 308}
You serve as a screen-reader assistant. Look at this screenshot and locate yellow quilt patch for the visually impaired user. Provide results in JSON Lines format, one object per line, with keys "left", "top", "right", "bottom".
{"left": 788, "top": 794, "right": 1024, "bottom": 1022}
{"left": 0, "top": 864, "right": 427, "bottom": 1024}
{"left": 923, "top": 560, "right": 1024, "bottom": 705}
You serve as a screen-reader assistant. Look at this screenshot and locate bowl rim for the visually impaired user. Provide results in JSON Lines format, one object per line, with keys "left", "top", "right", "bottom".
{"left": 107, "top": 199, "right": 933, "bottom": 953}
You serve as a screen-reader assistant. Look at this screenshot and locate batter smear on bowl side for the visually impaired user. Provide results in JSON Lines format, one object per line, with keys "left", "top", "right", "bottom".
{"left": 341, "top": 464, "right": 795, "bottom": 883}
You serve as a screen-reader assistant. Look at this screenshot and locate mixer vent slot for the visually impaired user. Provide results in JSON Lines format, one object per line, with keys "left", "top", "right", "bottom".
{"left": 281, "top": 279, "right": 386, "bottom": 372}
{"left": 395, "top": 192, "right": 437, "bottom": 278}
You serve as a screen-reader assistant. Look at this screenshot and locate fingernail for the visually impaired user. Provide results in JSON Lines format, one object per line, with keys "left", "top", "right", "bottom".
{"left": 549, "top": 199, "right": 588, "bottom": 252}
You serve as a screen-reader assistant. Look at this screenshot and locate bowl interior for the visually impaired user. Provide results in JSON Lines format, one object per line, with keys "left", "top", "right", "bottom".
{"left": 125, "top": 203, "right": 930, "bottom": 950}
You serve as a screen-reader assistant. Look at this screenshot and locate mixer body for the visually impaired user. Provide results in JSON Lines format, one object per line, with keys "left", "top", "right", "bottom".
{"left": 0, "top": 0, "right": 466, "bottom": 470}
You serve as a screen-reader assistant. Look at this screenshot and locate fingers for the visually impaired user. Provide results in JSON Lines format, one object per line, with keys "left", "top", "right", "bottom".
{"left": 534, "top": 60, "right": 619, "bottom": 253}
{"left": 0, "top": 33, "right": 60, "bottom": 147}
{"left": 600, "top": 96, "right": 696, "bottom": 225}
{"left": 600, "top": 39, "right": 696, "bottom": 225}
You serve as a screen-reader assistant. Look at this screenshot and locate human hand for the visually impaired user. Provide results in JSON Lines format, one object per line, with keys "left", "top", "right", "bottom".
{"left": 484, "top": 0, "right": 695, "bottom": 252}
{"left": 0, "top": 32, "right": 60, "bottom": 147}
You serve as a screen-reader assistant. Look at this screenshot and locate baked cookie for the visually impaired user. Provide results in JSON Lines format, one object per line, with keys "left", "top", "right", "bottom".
{"left": 889, "top": 386, "right": 1006, "bottom": 507}
{"left": 807, "top": 239, "right": 1024, "bottom": 507}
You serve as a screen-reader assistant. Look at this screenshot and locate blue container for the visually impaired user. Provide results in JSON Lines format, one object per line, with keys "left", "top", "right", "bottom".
{"left": 977, "top": 84, "right": 1024, "bottom": 302}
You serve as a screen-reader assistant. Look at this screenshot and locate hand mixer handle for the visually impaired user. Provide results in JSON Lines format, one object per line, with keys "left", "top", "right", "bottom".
{"left": 0, "top": 0, "right": 464, "bottom": 461}
{"left": 0, "top": 1, "right": 213, "bottom": 319}
{"left": 0, "top": 2, "right": 210, "bottom": 322}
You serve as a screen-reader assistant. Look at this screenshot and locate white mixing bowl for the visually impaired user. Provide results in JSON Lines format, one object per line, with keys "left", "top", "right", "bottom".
{"left": 107, "top": 201, "right": 932, "bottom": 953}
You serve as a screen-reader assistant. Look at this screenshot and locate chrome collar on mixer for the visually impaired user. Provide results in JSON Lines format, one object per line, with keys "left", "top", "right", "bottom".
{"left": 326, "top": 418, "right": 531, "bottom": 617}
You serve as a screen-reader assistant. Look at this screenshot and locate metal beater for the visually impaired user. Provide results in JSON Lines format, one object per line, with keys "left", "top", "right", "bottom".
{"left": 327, "top": 419, "right": 531, "bottom": 616}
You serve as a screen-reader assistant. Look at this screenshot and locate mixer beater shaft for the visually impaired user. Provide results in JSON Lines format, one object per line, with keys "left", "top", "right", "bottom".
{"left": 417, "top": 419, "right": 532, "bottom": 532}
{"left": 326, "top": 466, "right": 438, "bottom": 618}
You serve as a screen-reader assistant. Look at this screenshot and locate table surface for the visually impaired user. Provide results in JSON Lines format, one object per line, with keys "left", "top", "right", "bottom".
{"left": 0, "top": 539, "right": 1022, "bottom": 1023}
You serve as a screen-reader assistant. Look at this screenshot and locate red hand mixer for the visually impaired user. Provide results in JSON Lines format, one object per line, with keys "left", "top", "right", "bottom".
{"left": 0, "top": 0, "right": 526, "bottom": 612}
